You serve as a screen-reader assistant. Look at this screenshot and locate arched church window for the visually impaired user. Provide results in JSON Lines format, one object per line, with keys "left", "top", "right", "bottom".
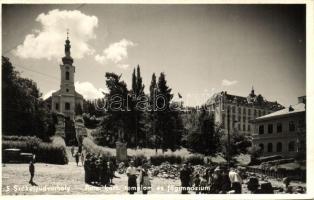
{"left": 65, "top": 102, "right": 70, "bottom": 110}
{"left": 66, "top": 71, "right": 70, "bottom": 80}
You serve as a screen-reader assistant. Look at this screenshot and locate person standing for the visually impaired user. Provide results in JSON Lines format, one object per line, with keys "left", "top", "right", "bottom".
{"left": 283, "top": 176, "right": 291, "bottom": 191}
{"left": 193, "top": 174, "right": 201, "bottom": 194}
{"left": 221, "top": 169, "right": 231, "bottom": 194}
{"left": 229, "top": 168, "right": 243, "bottom": 194}
{"left": 200, "top": 174, "right": 209, "bottom": 194}
{"left": 75, "top": 152, "right": 80, "bottom": 166}
{"left": 71, "top": 145, "right": 75, "bottom": 157}
{"left": 139, "top": 164, "right": 151, "bottom": 194}
{"left": 107, "top": 161, "right": 114, "bottom": 185}
{"left": 81, "top": 151, "right": 85, "bottom": 166}
{"left": 210, "top": 167, "right": 223, "bottom": 194}
{"left": 126, "top": 161, "right": 138, "bottom": 194}
{"left": 180, "top": 164, "right": 191, "bottom": 194}
{"left": 29, "top": 161, "right": 35, "bottom": 184}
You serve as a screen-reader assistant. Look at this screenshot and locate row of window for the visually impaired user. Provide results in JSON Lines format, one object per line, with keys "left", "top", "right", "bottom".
{"left": 55, "top": 102, "right": 71, "bottom": 111}
{"left": 223, "top": 114, "right": 254, "bottom": 123}
{"left": 259, "top": 141, "right": 295, "bottom": 153}
{"left": 226, "top": 105, "right": 270, "bottom": 116}
{"left": 222, "top": 121, "right": 251, "bottom": 131}
{"left": 259, "top": 121, "right": 295, "bottom": 134}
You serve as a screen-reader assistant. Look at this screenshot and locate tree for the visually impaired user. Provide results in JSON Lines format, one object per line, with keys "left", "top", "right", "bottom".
{"left": 101, "top": 72, "right": 131, "bottom": 146}
{"left": 154, "top": 72, "right": 182, "bottom": 152}
{"left": 75, "top": 103, "right": 83, "bottom": 116}
{"left": 127, "top": 65, "right": 147, "bottom": 148}
{"left": 187, "top": 106, "right": 222, "bottom": 155}
{"left": 149, "top": 73, "right": 158, "bottom": 152}
{"left": 2, "top": 56, "right": 52, "bottom": 141}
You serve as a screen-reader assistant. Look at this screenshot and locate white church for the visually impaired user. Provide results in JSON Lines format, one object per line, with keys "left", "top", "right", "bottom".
{"left": 51, "top": 34, "right": 84, "bottom": 120}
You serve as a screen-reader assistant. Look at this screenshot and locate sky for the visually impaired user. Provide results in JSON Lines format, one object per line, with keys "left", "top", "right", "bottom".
{"left": 2, "top": 4, "right": 306, "bottom": 107}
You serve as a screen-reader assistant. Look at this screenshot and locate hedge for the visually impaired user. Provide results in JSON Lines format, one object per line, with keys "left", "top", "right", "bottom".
{"left": 2, "top": 136, "right": 68, "bottom": 164}
{"left": 150, "top": 154, "right": 183, "bottom": 166}
{"left": 82, "top": 137, "right": 113, "bottom": 158}
{"left": 185, "top": 154, "right": 205, "bottom": 165}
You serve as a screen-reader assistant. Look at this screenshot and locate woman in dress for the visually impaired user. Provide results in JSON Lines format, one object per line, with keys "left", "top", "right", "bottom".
{"left": 126, "top": 160, "right": 138, "bottom": 194}
{"left": 139, "top": 163, "right": 151, "bottom": 194}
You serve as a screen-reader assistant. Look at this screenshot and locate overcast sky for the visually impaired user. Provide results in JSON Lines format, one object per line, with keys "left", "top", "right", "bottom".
{"left": 2, "top": 4, "right": 306, "bottom": 107}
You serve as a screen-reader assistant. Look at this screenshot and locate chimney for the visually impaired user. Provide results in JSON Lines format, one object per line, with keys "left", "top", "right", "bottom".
{"left": 298, "top": 96, "right": 306, "bottom": 104}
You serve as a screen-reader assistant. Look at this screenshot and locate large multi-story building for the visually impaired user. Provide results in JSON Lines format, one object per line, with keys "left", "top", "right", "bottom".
{"left": 206, "top": 88, "right": 284, "bottom": 135}
{"left": 251, "top": 96, "right": 306, "bottom": 158}
{"left": 51, "top": 34, "right": 84, "bottom": 120}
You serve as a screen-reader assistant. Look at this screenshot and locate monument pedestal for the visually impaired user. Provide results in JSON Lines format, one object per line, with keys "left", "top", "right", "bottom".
{"left": 116, "top": 142, "right": 127, "bottom": 162}
{"left": 55, "top": 113, "right": 65, "bottom": 138}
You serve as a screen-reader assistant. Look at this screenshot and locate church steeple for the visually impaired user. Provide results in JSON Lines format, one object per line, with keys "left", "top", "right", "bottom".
{"left": 62, "top": 29, "right": 73, "bottom": 65}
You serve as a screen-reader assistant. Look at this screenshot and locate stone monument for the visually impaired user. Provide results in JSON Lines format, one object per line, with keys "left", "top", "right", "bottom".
{"left": 55, "top": 113, "right": 66, "bottom": 138}
{"left": 116, "top": 129, "right": 127, "bottom": 162}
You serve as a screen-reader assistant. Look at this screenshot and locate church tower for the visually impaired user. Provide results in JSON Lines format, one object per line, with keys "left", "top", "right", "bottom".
{"left": 51, "top": 32, "right": 84, "bottom": 120}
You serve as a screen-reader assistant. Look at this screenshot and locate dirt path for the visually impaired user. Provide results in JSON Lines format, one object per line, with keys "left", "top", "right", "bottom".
{"left": 2, "top": 158, "right": 180, "bottom": 195}
{"left": 1, "top": 146, "right": 305, "bottom": 195}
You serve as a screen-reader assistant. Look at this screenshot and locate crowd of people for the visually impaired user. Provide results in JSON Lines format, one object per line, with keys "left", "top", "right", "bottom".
{"left": 71, "top": 145, "right": 86, "bottom": 166}
{"left": 81, "top": 154, "right": 303, "bottom": 194}
{"left": 83, "top": 153, "right": 117, "bottom": 186}
{"left": 179, "top": 163, "right": 244, "bottom": 194}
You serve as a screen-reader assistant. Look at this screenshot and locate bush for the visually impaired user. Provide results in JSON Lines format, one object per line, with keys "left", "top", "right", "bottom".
{"left": 129, "top": 154, "right": 147, "bottom": 167}
{"left": 36, "top": 136, "right": 68, "bottom": 164}
{"left": 3, "top": 135, "right": 42, "bottom": 150}
{"left": 2, "top": 136, "right": 42, "bottom": 153}
{"left": 82, "top": 137, "right": 113, "bottom": 158}
{"left": 150, "top": 154, "right": 183, "bottom": 166}
{"left": 82, "top": 113, "right": 101, "bottom": 129}
{"left": 2, "top": 136, "right": 68, "bottom": 164}
{"left": 185, "top": 154, "right": 204, "bottom": 165}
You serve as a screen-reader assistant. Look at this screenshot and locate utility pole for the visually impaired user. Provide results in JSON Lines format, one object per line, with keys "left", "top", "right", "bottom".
{"left": 227, "top": 107, "right": 231, "bottom": 169}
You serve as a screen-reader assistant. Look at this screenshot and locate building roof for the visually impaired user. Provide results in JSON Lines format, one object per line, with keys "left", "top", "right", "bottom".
{"left": 254, "top": 102, "right": 305, "bottom": 121}
{"left": 206, "top": 90, "right": 284, "bottom": 111}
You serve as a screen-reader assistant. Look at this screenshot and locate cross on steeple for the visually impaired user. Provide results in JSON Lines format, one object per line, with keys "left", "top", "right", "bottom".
{"left": 66, "top": 28, "right": 69, "bottom": 40}
{"left": 63, "top": 28, "right": 73, "bottom": 65}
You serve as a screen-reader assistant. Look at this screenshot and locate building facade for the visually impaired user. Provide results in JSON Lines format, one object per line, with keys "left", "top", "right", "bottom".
{"left": 251, "top": 96, "right": 306, "bottom": 158}
{"left": 206, "top": 89, "right": 284, "bottom": 135}
{"left": 51, "top": 35, "right": 84, "bottom": 120}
